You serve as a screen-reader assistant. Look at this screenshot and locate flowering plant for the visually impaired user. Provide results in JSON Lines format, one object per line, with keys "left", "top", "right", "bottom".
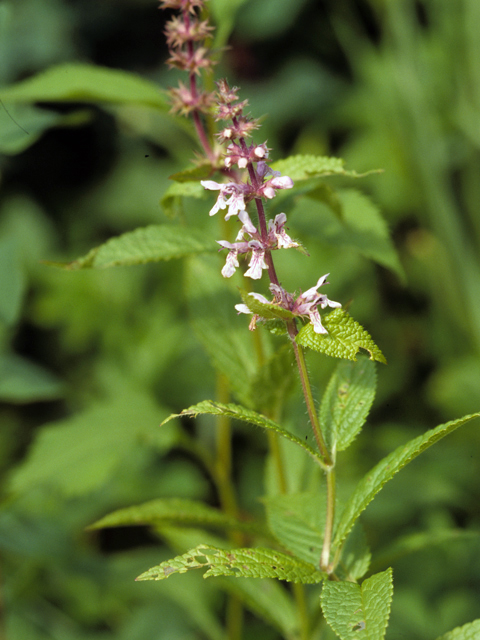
{"left": 8, "top": 1, "right": 475, "bottom": 638}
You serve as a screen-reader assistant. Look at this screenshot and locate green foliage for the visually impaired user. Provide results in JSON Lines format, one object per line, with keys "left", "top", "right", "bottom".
{"left": 61, "top": 225, "right": 216, "bottom": 269}
{"left": 221, "top": 577, "right": 299, "bottom": 639}
{"left": 185, "top": 255, "right": 259, "bottom": 406}
{"left": 0, "top": 104, "right": 91, "bottom": 154}
{"left": 320, "top": 357, "right": 376, "bottom": 453}
{"left": 2, "top": 1, "right": 480, "bottom": 638}
{"left": 333, "top": 413, "right": 480, "bottom": 548}
{"left": 239, "top": 289, "right": 296, "bottom": 320}
{"left": 9, "top": 390, "right": 177, "bottom": 497}
{"left": 271, "top": 155, "right": 376, "bottom": 181}
{"left": 0, "top": 62, "right": 168, "bottom": 109}
{"left": 0, "top": 352, "right": 63, "bottom": 403}
{"left": 89, "top": 497, "right": 265, "bottom": 537}
{"left": 435, "top": 619, "right": 480, "bottom": 640}
{"left": 164, "top": 400, "right": 324, "bottom": 464}
{"left": 321, "top": 568, "right": 393, "bottom": 640}
{"left": 137, "top": 544, "right": 326, "bottom": 584}
{"left": 0, "top": 233, "right": 25, "bottom": 326}
{"left": 263, "top": 492, "right": 326, "bottom": 565}
{"left": 160, "top": 180, "right": 208, "bottom": 217}
{"left": 296, "top": 309, "right": 387, "bottom": 364}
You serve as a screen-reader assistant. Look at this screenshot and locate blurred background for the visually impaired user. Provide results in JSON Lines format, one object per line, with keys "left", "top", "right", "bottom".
{"left": 1, "top": 0, "right": 480, "bottom": 638}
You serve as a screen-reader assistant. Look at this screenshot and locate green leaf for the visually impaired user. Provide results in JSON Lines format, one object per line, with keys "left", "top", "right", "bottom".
{"left": 435, "top": 619, "right": 480, "bottom": 640}
{"left": 320, "top": 358, "right": 376, "bottom": 453}
{"left": 136, "top": 545, "right": 326, "bottom": 584}
{"left": 0, "top": 63, "right": 168, "bottom": 109}
{"left": 296, "top": 309, "right": 387, "bottom": 364}
{"left": 185, "top": 256, "right": 258, "bottom": 407}
{"left": 0, "top": 104, "right": 91, "bottom": 155}
{"left": 164, "top": 400, "right": 324, "bottom": 465}
{"left": 161, "top": 181, "right": 207, "bottom": 217}
{"left": 335, "top": 189, "right": 405, "bottom": 281}
{"left": 239, "top": 289, "right": 295, "bottom": 321}
{"left": 248, "top": 344, "right": 296, "bottom": 414}
{"left": 88, "top": 498, "right": 264, "bottom": 537}
{"left": 371, "top": 529, "right": 480, "bottom": 573}
{"left": 221, "top": 577, "right": 299, "bottom": 639}
{"left": 263, "top": 492, "right": 325, "bottom": 566}
{"left": 336, "top": 524, "right": 371, "bottom": 582}
{"left": 8, "top": 390, "right": 173, "bottom": 497}
{"left": 320, "top": 568, "right": 393, "bottom": 640}
{"left": 271, "top": 155, "right": 378, "bottom": 182}
{"left": 169, "top": 165, "right": 216, "bottom": 183}
{"left": 59, "top": 225, "right": 215, "bottom": 269}
{"left": 333, "top": 413, "right": 480, "bottom": 548}
{"left": 0, "top": 352, "right": 63, "bottom": 404}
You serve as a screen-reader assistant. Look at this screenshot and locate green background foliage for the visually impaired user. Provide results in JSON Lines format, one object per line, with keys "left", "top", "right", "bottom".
{"left": 1, "top": 0, "right": 480, "bottom": 639}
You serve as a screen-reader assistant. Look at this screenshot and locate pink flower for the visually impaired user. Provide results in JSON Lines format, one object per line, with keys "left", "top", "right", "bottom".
{"left": 244, "top": 241, "right": 268, "bottom": 279}
{"left": 236, "top": 275, "right": 341, "bottom": 334}
{"left": 293, "top": 274, "right": 342, "bottom": 334}
{"left": 267, "top": 213, "right": 299, "bottom": 249}
{"left": 201, "top": 180, "right": 248, "bottom": 219}
{"left": 216, "top": 240, "right": 249, "bottom": 277}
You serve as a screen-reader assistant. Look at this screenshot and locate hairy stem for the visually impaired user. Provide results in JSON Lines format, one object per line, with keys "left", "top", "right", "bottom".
{"left": 321, "top": 467, "right": 336, "bottom": 572}
{"left": 287, "top": 321, "right": 332, "bottom": 468}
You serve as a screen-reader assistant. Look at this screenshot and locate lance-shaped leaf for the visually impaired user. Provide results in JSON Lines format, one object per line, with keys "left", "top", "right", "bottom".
{"left": 435, "top": 619, "right": 480, "bottom": 640}
{"left": 296, "top": 309, "right": 386, "bottom": 364}
{"left": 88, "top": 498, "right": 264, "bottom": 537}
{"left": 56, "top": 225, "right": 215, "bottom": 269}
{"left": 0, "top": 63, "right": 167, "bottom": 109}
{"left": 320, "top": 568, "right": 393, "bottom": 640}
{"left": 163, "top": 401, "right": 324, "bottom": 465}
{"left": 136, "top": 545, "right": 326, "bottom": 584}
{"left": 333, "top": 413, "right": 480, "bottom": 549}
{"left": 271, "top": 155, "right": 378, "bottom": 182}
{"left": 320, "top": 358, "right": 376, "bottom": 453}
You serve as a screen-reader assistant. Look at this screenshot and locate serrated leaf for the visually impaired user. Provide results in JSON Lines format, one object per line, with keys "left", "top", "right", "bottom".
{"left": 163, "top": 400, "right": 324, "bottom": 465}
{"left": 239, "top": 290, "right": 295, "bottom": 321}
{"left": 271, "top": 155, "right": 377, "bottom": 182}
{"left": 136, "top": 545, "right": 326, "bottom": 584}
{"left": 333, "top": 413, "right": 480, "bottom": 548}
{"left": 263, "top": 492, "right": 326, "bottom": 566}
{"left": 320, "top": 358, "right": 376, "bottom": 453}
{"left": 161, "top": 181, "right": 207, "bottom": 217}
{"left": 58, "top": 225, "right": 215, "bottom": 269}
{"left": 321, "top": 568, "right": 393, "bottom": 640}
{"left": 296, "top": 309, "right": 386, "bottom": 364}
{"left": 435, "top": 619, "right": 480, "bottom": 640}
{"left": 0, "top": 63, "right": 167, "bottom": 109}
{"left": 88, "top": 498, "right": 264, "bottom": 537}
